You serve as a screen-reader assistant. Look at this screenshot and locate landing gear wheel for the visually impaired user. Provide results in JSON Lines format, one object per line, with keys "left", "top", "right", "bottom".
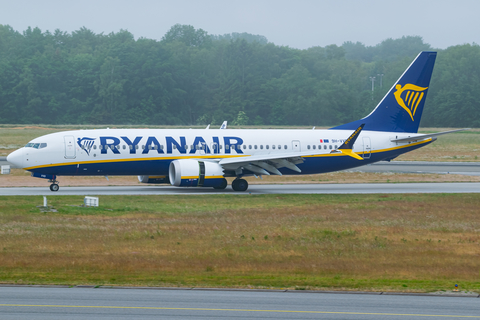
{"left": 213, "top": 178, "right": 228, "bottom": 190}
{"left": 232, "top": 178, "right": 248, "bottom": 192}
{"left": 49, "top": 183, "right": 59, "bottom": 192}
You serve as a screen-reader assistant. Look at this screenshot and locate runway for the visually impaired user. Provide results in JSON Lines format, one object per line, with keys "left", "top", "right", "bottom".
{"left": 1, "top": 182, "right": 480, "bottom": 195}
{"left": 0, "top": 286, "right": 478, "bottom": 320}
{"left": 347, "top": 161, "right": 480, "bottom": 176}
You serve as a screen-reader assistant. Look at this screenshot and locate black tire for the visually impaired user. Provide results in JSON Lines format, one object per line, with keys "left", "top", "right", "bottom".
{"left": 232, "top": 179, "right": 248, "bottom": 192}
{"left": 213, "top": 178, "right": 228, "bottom": 190}
{"left": 50, "top": 184, "right": 59, "bottom": 192}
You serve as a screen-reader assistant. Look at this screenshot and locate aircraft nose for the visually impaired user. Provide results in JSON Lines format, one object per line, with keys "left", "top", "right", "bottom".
{"left": 6, "top": 149, "right": 24, "bottom": 169}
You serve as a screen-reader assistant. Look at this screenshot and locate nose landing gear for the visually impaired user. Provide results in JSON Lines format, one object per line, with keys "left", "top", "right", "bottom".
{"left": 31, "top": 173, "right": 60, "bottom": 192}
{"left": 49, "top": 181, "right": 59, "bottom": 192}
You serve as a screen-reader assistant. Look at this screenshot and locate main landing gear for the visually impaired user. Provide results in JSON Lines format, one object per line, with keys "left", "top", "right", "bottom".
{"left": 213, "top": 178, "right": 228, "bottom": 190}
{"left": 232, "top": 178, "right": 248, "bottom": 192}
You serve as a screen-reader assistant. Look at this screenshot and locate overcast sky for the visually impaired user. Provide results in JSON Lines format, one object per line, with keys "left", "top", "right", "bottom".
{"left": 0, "top": 0, "right": 478, "bottom": 49}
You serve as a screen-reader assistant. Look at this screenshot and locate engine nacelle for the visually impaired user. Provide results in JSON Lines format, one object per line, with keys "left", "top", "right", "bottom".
{"left": 138, "top": 175, "right": 169, "bottom": 184}
{"left": 169, "top": 159, "right": 226, "bottom": 188}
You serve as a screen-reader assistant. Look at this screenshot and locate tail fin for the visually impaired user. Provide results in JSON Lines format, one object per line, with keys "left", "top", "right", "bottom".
{"left": 331, "top": 51, "right": 437, "bottom": 133}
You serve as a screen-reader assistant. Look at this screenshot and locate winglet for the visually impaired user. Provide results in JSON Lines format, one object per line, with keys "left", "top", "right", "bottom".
{"left": 336, "top": 124, "right": 365, "bottom": 160}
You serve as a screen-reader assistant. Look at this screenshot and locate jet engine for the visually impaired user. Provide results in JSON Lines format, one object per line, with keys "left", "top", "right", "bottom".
{"left": 168, "top": 159, "right": 227, "bottom": 189}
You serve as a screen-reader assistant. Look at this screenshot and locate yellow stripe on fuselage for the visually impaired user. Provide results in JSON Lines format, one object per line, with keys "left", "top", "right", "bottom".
{"left": 181, "top": 176, "right": 224, "bottom": 180}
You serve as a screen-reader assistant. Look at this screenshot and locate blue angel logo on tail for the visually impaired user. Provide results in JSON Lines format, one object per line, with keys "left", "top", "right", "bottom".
{"left": 77, "top": 137, "right": 96, "bottom": 156}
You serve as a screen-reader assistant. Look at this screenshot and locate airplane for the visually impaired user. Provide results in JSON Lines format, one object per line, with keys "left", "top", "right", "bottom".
{"left": 6, "top": 51, "right": 465, "bottom": 192}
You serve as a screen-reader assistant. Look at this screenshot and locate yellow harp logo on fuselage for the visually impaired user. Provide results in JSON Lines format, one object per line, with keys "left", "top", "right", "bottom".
{"left": 393, "top": 84, "right": 428, "bottom": 121}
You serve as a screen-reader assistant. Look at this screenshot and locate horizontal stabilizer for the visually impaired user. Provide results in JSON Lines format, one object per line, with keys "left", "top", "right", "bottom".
{"left": 390, "top": 128, "right": 469, "bottom": 143}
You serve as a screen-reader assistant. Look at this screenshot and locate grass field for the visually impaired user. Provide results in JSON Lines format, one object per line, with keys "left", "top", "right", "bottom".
{"left": 1, "top": 125, "right": 479, "bottom": 161}
{"left": 0, "top": 194, "right": 479, "bottom": 292}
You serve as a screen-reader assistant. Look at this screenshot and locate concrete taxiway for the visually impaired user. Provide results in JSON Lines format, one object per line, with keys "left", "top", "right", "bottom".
{"left": 0, "top": 286, "right": 478, "bottom": 319}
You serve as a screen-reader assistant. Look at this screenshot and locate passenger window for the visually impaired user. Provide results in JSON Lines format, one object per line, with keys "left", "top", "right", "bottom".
{"left": 278, "top": 145, "right": 281, "bottom": 150}
{"left": 260, "top": 145, "right": 263, "bottom": 149}
{"left": 123, "top": 145, "right": 126, "bottom": 150}
{"left": 243, "top": 145, "right": 246, "bottom": 149}
{"left": 284, "top": 145, "right": 287, "bottom": 149}
{"left": 272, "top": 145, "right": 275, "bottom": 150}
{"left": 254, "top": 145, "right": 257, "bottom": 149}
{"left": 160, "top": 145, "right": 164, "bottom": 150}
{"left": 129, "top": 145, "right": 132, "bottom": 150}
{"left": 219, "top": 145, "right": 223, "bottom": 150}
{"left": 136, "top": 145, "right": 139, "bottom": 149}
{"left": 312, "top": 145, "right": 316, "bottom": 150}
{"left": 335, "top": 145, "right": 338, "bottom": 149}
{"left": 142, "top": 145, "right": 145, "bottom": 149}
{"left": 318, "top": 145, "right": 321, "bottom": 150}
{"left": 324, "top": 145, "right": 327, "bottom": 150}
{"left": 94, "top": 145, "right": 97, "bottom": 150}
{"left": 226, "top": 145, "right": 230, "bottom": 150}
{"left": 173, "top": 145, "right": 177, "bottom": 149}
{"left": 249, "top": 145, "right": 252, "bottom": 149}
{"left": 266, "top": 145, "right": 269, "bottom": 149}
{"left": 329, "top": 145, "right": 332, "bottom": 150}
{"left": 307, "top": 145, "right": 311, "bottom": 150}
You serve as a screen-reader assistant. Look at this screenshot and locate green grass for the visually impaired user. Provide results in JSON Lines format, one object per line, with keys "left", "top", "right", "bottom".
{"left": 0, "top": 194, "right": 479, "bottom": 292}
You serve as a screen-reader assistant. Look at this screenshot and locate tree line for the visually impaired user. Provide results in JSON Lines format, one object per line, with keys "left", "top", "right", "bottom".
{"left": 0, "top": 23, "right": 479, "bottom": 127}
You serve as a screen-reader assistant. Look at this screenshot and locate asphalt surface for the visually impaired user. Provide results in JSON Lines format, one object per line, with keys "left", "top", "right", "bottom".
{"left": 1, "top": 182, "right": 480, "bottom": 195}
{"left": 0, "top": 286, "right": 478, "bottom": 319}
{"left": 346, "top": 161, "right": 480, "bottom": 176}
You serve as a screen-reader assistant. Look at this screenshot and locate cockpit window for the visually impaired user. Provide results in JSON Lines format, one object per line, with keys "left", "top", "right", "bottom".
{"left": 25, "top": 142, "right": 47, "bottom": 149}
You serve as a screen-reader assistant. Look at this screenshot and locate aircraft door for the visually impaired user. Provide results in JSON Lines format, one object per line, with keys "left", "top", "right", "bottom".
{"left": 362, "top": 137, "right": 371, "bottom": 159}
{"left": 64, "top": 135, "right": 76, "bottom": 159}
{"left": 292, "top": 140, "right": 301, "bottom": 152}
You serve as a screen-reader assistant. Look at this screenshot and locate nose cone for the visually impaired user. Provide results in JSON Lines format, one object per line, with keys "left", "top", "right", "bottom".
{"left": 6, "top": 149, "right": 24, "bottom": 169}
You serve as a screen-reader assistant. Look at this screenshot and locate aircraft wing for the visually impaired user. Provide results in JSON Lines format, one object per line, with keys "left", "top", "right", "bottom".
{"left": 390, "top": 128, "right": 469, "bottom": 143}
{"left": 217, "top": 152, "right": 309, "bottom": 175}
